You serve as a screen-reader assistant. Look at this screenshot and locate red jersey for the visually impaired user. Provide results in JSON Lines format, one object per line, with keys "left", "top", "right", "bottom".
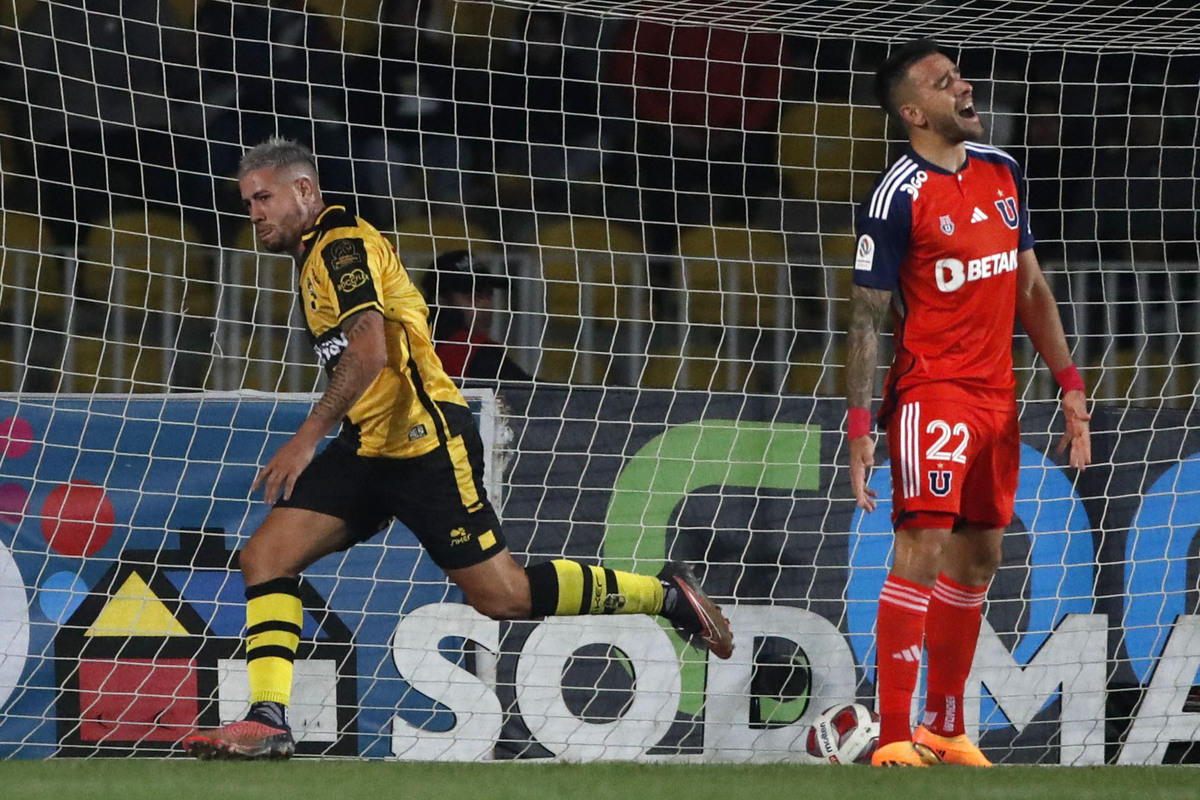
{"left": 853, "top": 143, "right": 1036, "bottom": 427}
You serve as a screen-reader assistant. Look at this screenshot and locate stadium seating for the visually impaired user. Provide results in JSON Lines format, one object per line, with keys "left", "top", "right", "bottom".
{"left": 226, "top": 223, "right": 319, "bottom": 393}
{"left": 668, "top": 225, "right": 796, "bottom": 392}
{"left": 0, "top": 210, "right": 63, "bottom": 326}
{"left": 777, "top": 102, "right": 888, "bottom": 204}
{"left": 166, "top": 0, "right": 204, "bottom": 26}
{"left": 443, "top": 0, "right": 520, "bottom": 66}
{"left": 306, "top": 0, "right": 379, "bottom": 54}
{"left": 787, "top": 343, "right": 844, "bottom": 397}
{"left": 819, "top": 226, "right": 858, "bottom": 331}
{"left": 393, "top": 213, "right": 496, "bottom": 292}
{"left": 533, "top": 216, "right": 646, "bottom": 384}
{"left": 1090, "top": 346, "right": 1182, "bottom": 406}
{"left": 62, "top": 335, "right": 171, "bottom": 393}
{"left": 74, "top": 210, "right": 216, "bottom": 390}
{"left": 0, "top": 0, "right": 37, "bottom": 30}
{"left": 641, "top": 338, "right": 751, "bottom": 392}
{"left": 231, "top": 222, "right": 297, "bottom": 326}
{"left": 535, "top": 216, "right": 645, "bottom": 321}
{"left": 675, "top": 224, "right": 791, "bottom": 330}
{"left": 81, "top": 209, "right": 213, "bottom": 321}
{"left": 0, "top": 212, "right": 66, "bottom": 392}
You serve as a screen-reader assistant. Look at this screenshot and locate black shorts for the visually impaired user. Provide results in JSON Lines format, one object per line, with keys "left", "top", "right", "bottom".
{"left": 276, "top": 404, "right": 506, "bottom": 570}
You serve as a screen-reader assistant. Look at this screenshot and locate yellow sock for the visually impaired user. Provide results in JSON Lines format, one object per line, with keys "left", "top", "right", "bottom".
{"left": 245, "top": 577, "right": 303, "bottom": 706}
{"left": 526, "top": 559, "right": 664, "bottom": 617}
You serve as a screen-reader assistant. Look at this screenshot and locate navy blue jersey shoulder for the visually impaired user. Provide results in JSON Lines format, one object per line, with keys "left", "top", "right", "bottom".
{"left": 852, "top": 153, "right": 921, "bottom": 290}
{"left": 856, "top": 152, "right": 922, "bottom": 226}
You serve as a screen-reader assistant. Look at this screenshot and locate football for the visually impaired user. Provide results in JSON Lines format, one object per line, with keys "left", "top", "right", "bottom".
{"left": 804, "top": 702, "right": 880, "bottom": 765}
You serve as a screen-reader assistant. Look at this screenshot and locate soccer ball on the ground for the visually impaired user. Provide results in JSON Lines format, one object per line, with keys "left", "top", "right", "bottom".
{"left": 804, "top": 702, "right": 880, "bottom": 765}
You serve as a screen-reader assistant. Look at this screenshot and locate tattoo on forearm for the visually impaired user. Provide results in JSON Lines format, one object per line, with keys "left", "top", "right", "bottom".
{"left": 845, "top": 287, "right": 890, "bottom": 408}
{"left": 310, "top": 310, "right": 382, "bottom": 428}
{"left": 312, "top": 348, "right": 370, "bottom": 425}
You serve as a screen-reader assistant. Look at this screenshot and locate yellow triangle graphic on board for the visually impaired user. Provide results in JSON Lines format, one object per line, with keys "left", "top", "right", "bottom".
{"left": 85, "top": 572, "right": 189, "bottom": 637}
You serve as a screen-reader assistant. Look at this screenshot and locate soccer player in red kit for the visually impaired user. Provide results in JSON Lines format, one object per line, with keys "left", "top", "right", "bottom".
{"left": 844, "top": 39, "right": 1092, "bottom": 767}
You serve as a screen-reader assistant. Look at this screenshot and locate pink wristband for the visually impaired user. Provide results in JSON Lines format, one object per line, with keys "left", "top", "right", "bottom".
{"left": 847, "top": 407, "right": 871, "bottom": 440}
{"left": 1054, "top": 364, "right": 1085, "bottom": 394}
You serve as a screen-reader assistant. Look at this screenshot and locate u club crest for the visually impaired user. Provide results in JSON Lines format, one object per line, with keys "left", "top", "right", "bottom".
{"left": 928, "top": 469, "right": 953, "bottom": 497}
{"left": 939, "top": 214, "right": 955, "bottom": 235}
{"left": 994, "top": 196, "right": 1020, "bottom": 229}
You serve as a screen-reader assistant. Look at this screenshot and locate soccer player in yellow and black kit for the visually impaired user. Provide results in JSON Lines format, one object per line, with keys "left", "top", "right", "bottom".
{"left": 181, "top": 137, "right": 733, "bottom": 760}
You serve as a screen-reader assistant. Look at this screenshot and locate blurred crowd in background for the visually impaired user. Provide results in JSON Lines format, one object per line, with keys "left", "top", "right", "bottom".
{"left": 0, "top": 0, "right": 1196, "bottom": 393}
{"left": 2, "top": 0, "right": 1195, "bottom": 255}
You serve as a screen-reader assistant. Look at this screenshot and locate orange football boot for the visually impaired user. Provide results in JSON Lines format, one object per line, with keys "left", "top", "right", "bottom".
{"left": 871, "top": 740, "right": 931, "bottom": 767}
{"left": 913, "top": 725, "right": 993, "bottom": 767}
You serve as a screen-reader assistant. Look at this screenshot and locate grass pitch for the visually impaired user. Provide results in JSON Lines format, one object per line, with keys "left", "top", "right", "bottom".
{"left": 0, "top": 760, "right": 1197, "bottom": 800}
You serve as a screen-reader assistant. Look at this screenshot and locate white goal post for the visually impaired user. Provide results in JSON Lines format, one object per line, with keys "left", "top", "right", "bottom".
{"left": 0, "top": 0, "right": 1198, "bottom": 765}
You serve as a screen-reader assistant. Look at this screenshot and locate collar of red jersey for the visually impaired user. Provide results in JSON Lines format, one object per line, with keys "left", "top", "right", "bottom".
{"left": 905, "top": 146, "right": 969, "bottom": 177}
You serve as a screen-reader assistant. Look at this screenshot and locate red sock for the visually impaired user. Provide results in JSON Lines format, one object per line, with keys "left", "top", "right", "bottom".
{"left": 922, "top": 573, "right": 988, "bottom": 737}
{"left": 875, "top": 573, "right": 932, "bottom": 746}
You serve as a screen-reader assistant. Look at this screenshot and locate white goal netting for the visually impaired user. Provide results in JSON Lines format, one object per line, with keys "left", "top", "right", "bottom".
{"left": 0, "top": 0, "right": 1198, "bottom": 765}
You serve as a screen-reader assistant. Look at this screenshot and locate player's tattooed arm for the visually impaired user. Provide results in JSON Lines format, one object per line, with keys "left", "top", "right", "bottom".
{"left": 845, "top": 285, "right": 891, "bottom": 408}
{"left": 310, "top": 309, "right": 387, "bottom": 428}
{"left": 845, "top": 284, "right": 891, "bottom": 512}
{"left": 252, "top": 308, "right": 388, "bottom": 503}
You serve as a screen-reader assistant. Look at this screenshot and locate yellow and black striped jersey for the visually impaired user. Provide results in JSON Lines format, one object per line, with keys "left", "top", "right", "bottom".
{"left": 297, "top": 205, "right": 467, "bottom": 458}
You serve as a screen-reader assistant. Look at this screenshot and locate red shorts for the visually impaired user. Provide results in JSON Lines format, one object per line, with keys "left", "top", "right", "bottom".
{"left": 885, "top": 397, "right": 1019, "bottom": 530}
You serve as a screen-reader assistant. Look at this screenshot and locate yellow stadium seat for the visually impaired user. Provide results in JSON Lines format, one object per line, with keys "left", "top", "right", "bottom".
{"left": 641, "top": 338, "right": 750, "bottom": 392}
{"left": 534, "top": 345, "right": 610, "bottom": 386}
{"left": 0, "top": 0, "right": 37, "bottom": 30}
{"left": 443, "top": 1, "right": 519, "bottom": 66}
{"left": 532, "top": 217, "right": 647, "bottom": 384}
{"left": 235, "top": 328, "right": 321, "bottom": 393}
{"left": 820, "top": 226, "right": 859, "bottom": 331}
{"left": 821, "top": 227, "right": 858, "bottom": 264}
{"left": 221, "top": 224, "right": 309, "bottom": 391}
{"left": 787, "top": 344, "right": 844, "bottom": 397}
{"left": 166, "top": 0, "right": 206, "bottom": 27}
{"left": 0, "top": 335, "right": 19, "bottom": 392}
{"left": 535, "top": 216, "right": 646, "bottom": 323}
{"left": 393, "top": 214, "right": 496, "bottom": 274}
{"left": 61, "top": 336, "right": 171, "bottom": 393}
{"left": 676, "top": 225, "right": 791, "bottom": 331}
{"left": 0, "top": 211, "right": 64, "bottom": 326}
{"left": 778, "top": 103, "right": 888, "bottom": 204}
{"left": 1085, "top": 347, "right": 1178, "bottom": 406}
{"left": 231, "top": 223, "right": 297, "bottom": 327}
{"left": 306, "top": 0, "right": 380, "bottom": 54}
{"left": 82, "top": 210, "right": 213, "bottom": 319}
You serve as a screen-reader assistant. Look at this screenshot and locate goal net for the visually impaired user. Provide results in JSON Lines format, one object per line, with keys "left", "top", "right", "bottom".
{"left": 0, "top": 0, "right": 1198, "bottom": 764}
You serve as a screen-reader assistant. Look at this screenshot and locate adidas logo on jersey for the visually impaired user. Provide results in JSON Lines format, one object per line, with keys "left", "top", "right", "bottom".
{"left": 892, "top": 645, "right": 923, "bottom": 662}
{"left": 971, "top": 207, "right": 989, "bottom": 223}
